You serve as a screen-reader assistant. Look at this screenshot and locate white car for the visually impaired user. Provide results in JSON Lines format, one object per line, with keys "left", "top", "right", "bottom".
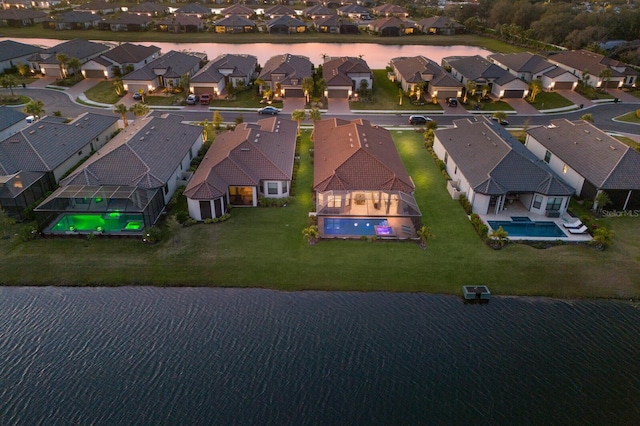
{"left": 186, "top": 94, "right": 199, "bottom": 105}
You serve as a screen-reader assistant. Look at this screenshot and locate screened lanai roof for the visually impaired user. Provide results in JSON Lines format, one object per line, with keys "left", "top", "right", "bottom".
{"left": 35, "top": 185, "right": 158, "bottom": 213}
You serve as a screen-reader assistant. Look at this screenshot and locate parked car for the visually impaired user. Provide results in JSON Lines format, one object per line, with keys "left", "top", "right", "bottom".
{"left": 199, "top": 94, "right": 212, "bottom": 105}
{"left": 132, "top": 92, "right": 143, "bottom": 101}
{"left": 258, "top": 106, "right": 280, "bottom": 115}
{"left": 408, "top": 115, "right": 432, "bottom": 125}
{"left": 491, "top": 116, "right": 509, "bottom": 126}
{"left": 186, "top": 94, "right": 199, "bottom": 105}
{"left": 446, "top": 98, "right": 458, "bottom": 107}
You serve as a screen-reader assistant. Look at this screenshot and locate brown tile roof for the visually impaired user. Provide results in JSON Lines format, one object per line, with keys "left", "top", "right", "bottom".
{"left": 313, "top": 118, "right": 414, "bottom": 193}
{"left": 323, "top": 56, "right": 371, "bottom": 86}
{"left": 184, "top": 117, "right": 298, "bottom": 200}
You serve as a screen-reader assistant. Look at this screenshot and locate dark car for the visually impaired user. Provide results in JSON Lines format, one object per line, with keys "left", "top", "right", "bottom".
{"left": 200, "top": 94, "right": 212, "bottom": 105}
{"left": 408, "top": 115, "right": 432, "bottom": 125}
{"left": 446, "top": 98, "right": 458, "bottom": 107}
{"left": 491, "top": 116, "right": 509, "bottom": 126}
{"left": 258, "top": 106, "right": 280, "bottom": 115}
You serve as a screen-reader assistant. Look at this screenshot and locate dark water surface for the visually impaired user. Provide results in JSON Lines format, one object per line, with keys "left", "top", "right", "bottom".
{"left": 1, "top": 287, "right": 639, "bottom": 425}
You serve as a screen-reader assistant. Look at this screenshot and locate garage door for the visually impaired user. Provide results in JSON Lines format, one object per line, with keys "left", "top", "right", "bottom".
{"left": 126, "top": 84, "right": 148, "bottom": 94}
{"left": 604, "top": 80, "right": 621, "bottom": 88}
{"left": 83, "top": 69, "right": 105, "bottom": 79}
{"left": 193, "top": 86, "right": 213, "bottom": 96}
{"left": 328, "top": 89, "right": 349, "bottom": 98}
{"left": 502, "top": 90, "right": 525, "bottom": 98}
{"left": 437, "top": 90, "right": 458, "bottom": 99}
{"left": 285, "top": 88, "right": 304, "bottom": 98}
{"left": 553, "top": 82, "right": 574, "bottom": 90}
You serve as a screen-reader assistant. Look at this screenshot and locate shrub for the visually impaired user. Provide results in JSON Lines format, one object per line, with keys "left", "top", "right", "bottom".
{"left": 175, "top": 211, "right": 189, "bottom": 224}
{"left": 459, "top": 194, "right": 472, "bottom": 215}
{"left": 636, "top": 109, "right": 640, "bottom": 119}
{"left": 143, "top": 226, "right": 162, "bottom": 244}
{"left": 183, "top": 218, "right": 197, "bottom": 227}
{"left": 19, "top": 224, "right": 39, "bottom": 242}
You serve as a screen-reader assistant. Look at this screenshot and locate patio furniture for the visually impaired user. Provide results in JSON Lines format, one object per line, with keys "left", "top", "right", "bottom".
{"left": 562, "top": 219, "right": 583, "bottom": 229}
{"left": 568, "top": 225, "right": 588, "bottom": 234}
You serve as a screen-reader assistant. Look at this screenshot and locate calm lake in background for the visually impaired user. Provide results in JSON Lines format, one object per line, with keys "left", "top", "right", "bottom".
{"left": 1, "top": 287, "right": 639, "bottom": 425}
{"left": 2, "top": 38, "right": 491, "bottom": 68}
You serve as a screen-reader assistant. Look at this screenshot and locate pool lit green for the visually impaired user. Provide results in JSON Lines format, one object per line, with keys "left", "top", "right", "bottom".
{"left": 50, "top": 213, "right": 144, "bottom": 234}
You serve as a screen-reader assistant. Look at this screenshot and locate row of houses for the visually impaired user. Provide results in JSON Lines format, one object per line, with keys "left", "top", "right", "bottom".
{"left": 0, "top": 4, "right": 466, "bottom": 35}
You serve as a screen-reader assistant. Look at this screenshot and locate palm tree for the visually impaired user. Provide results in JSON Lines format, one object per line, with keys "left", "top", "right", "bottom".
{"left": 55, "top": 53, "right": 70, "bottom": 79}
{"left": 302, "top": 225, "right": 319, "bottom": 245}
{"left": 0, "top": 74, "right": 17, "bottom": 96}
{"left": 302, "top": 76, "right": 315, "bottom": 103}
{"left": 481, "top": 84, "right": 490, "bottom": 98}
{"left": 528, "top": 79, "right": 543, "bottom": 102}
{"left": 254, "top": 77, "right": 265, "bottom": 95}
{"left": 598, "top": 68, "right": 612, "bottom": 92}
{"left": 592, "top": 227, "right": 615, "bottom": 250}
{"left": 24, "top": 99, "right": 44, "bottom": 118}
{"left": 308, "top": 108, "right": 322, "bottom": 122}
{"left": 67, "top": 57, "right": 82, "bottom": 82}
{"left": 137, "top": 88, "right": 146, "bottom": 103}
{"left": 490, "top": 226, "right": 509, "bottom": 248}
{"left": 114, "top": 103, "right": 129, "bottom": 127}
{"left": 417, "top": 225, "right": 434, "bottom": 249}
{"left": 129, "top": 102, "right": 150, "bottom": 119}
{"left": 464, "top": 79, "right": 476, "bottom": 103}
{"left": 398, "top": 88, "right": 403, "bottom": 106}
{"left": 113, "top": 79, "right": 125, "bottom": 96}
{"left": 291, "top": 109, "right": 306, "bottom": 135}
{"left": 492, "top": 111, "right": 507, "bottom": 123}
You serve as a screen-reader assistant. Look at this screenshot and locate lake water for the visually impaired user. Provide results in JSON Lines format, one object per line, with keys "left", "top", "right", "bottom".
{"left": 2, "top": 38, "right": 491, "bottom": 68}
{"left": 1, "top": 287, "right": 639, "bottom": 425}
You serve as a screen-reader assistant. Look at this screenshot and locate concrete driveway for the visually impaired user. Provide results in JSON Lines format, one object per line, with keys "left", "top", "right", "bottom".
{"left": 555, "top": 90, "right": 592, "bottom": 108}
{"left": 282, "top": 97, "right": 305, "bottom": 114}
{"left": 507, "top": 98, "right": 538, "bottom": 115}
{"left": 327, "top": 98, "right": 351, "bottom": 114}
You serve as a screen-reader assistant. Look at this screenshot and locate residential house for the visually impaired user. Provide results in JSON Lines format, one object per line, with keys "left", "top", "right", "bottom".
{"left": 415, "top": 16, "right": 465, "bottom": 35}
{"left": 545, "top": 49, "right": 637, "bottom": 88}
{"left": 28, "top": 38, "right": 110, "bottom": 77}
{"left": 258, "top": 54, "right": 313, "bottom": 98}
{"left": 184, "top": 117, "right": 297, "bottom": 219}
{"left": 0, "top": 112, "right": 119, "bottom": 220}
{"left": 525, "top": 119, "right": 640, "bottom": 210}
{"left": 488, "top": 52, "right": 579, "bottom": 91}
{"left": 213, "top": 15, "right": 256, "bottom": 33}
{"left": 35, "top": 114, "right": 203, "bottom": 235}
{"left": 263, "top": 5, "right": 296, "bottom": 18}
{"left": 314, "top": 15, "right": 358, "bottom": 34}
{"left": 44, "top": 11, "right": 102, "bottom": 30}
{"left": 0, "top": 0, "right": 30, "bottom": 9}
{"left": 76, "top": 1, "right": 119, "bottom": 15}
{"left": 221, "top": 4, "right": 254, "bottom": 18}
{"left": 156, "top": 15, "right": 204, "bottom": 33}
{"left": 323, "top": 56, "right": 372, "bottom": 98}
{"left": 337, "top": 4, "right": 370, "bottom": 20}
{"left": 433, "top": 118, "right": 573, "bottom": 216}
{"left": 175, "top": 3, "right": 212, "bottom": 18}
{"left": 302, "top": 5, "right": 335, "bottom": 19}
{"left": 372, "top": 4, "right": 408, "bottom": 17}
{"left": 444, "top": 55, "right": 529, "bottom": 99}
{"left": 0, "top": 40, "right": 43, "bottom": 72}
{"left": 128, "top": 2, "right": 167, "bottom": 17}
{"left": 266, "top": 15, "right": 306, "bottom": 34}
{"left": 0, "top": 105, "right": 27, "bottom": 141}
{"left": 390, "top": 56, "right": 463, "bottom": 101}
{"left": 98, "top": 13, "right": 153, "bottom": 32}
{"left": 0, "top": 9, "right": 47, "bottom": 27}
{"left": 81, "top": 43, "right": 161, "bottom": 79}
{"left": 122, "top": 50, "right": 202, "bottom": 94}
{"left": 312, "top": 118, "right": 421, "bottom": 237}
{"left": 368, "top": 16, "right": 414, "bottom": 36}
{"left": 190, "top": 53, "right": 257, "bottom": 96}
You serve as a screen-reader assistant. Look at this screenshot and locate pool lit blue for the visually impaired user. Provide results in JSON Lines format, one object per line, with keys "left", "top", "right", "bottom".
{"left": 324, "top": 218, "right": 388, "bottom": 236}
{"left": 488, "top": 220, "right": 567, "bottom": 238}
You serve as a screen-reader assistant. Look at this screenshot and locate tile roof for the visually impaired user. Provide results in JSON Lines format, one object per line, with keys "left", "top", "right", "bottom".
{"left": 391, "top": 56, "right": 462, "bottom": 88}
{"left": 214, "top": 15, "right": 256, "bottom": 27}
{"left": 184, "top": 117, "right": 297, "bottom": 200}
{"left": 258, "top": 54, "right": 313, "bottom": 85}
{"left": 55, "top": 11, "right": 102, "bottom": 23}
{"left": 62, "top": 114, "right": 202, "bottom": 189}
{"left": 266, "top": 15, "right": 306, "bottom": 28}
{"left": 435, "top": 118, "right": 573, "bottom": 196}
{"left": 546, "top": 49, "right": 636, "bottom": 77}
{"left": 323, "top": 56, "right": 372, "bottom": 87}
{"left": 369, "top": 16, "right": 409, "bottom": 30}
{"left": 373, "top": 4, "right": 407, "bottom": 14}
{"left": 176, "top": 3, "right": 211, "bottom": 14}
{"left": 221, "top": 4, "right": 254, "bottom": 16}
{"left": 0, "top": 40, "right": 44, "bottom": 62}
{"left": 0, "top": 9, "right": 47, "bottom": 20}
{"left": 129, "top": 2, "right": 167, "bottom": 13}
{"left": 0, "top": 112, "right": 118, "bottom": 175}
{"left": 123, "top": 50, "right": 201, "bottom": 81}
{"left": 102, "top": 13, "right": 153, "bottom": 26}
{"left": 488, "top": 52, "right": 556, "bottom": 74}
{"left": 191, "top": 54, "right": 257, "bottom": 83}
{"left": 156, "top": 14, "right": 203, "bottom": 26}
{"left": 0, "top": 106, "right": 27, "bottom": 133}
{"left": 446, "top": 55, "right": 509, "bottom": 82}
{"left": 38, "top": 38, "right": 109, "bottom": 64}
{"left": 416, "top": 16, "right": 464, "bottom": 29}
{"left": 313, "top": 118, "right": 414, "bottom": 193}
{"left": 302, "top": 5, "right": 336, "bottom": 17}
{"left": 264, "top": 5, "right": 296, "bottom": 16}
{"left": 526, "top": 119, "right": 640, "bottom": 189}
{"left": 101, "top": 42, "right": 160, "bottom": 65}
{"left": 338, "top": 4, "right": 370, "bottom": 13}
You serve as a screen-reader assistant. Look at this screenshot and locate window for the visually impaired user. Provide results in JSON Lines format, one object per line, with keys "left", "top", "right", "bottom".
{"left": 444, "top": 152, "right": 448, "bottom": 164}
{"left": 282, "top": 181, "right": 288, "bottom": 194}
{"left": 533, "top": 194, "right": 542, "bottom": 209}
{"left": 163, "top": 183, "right": 169, "bottom": 195}
{"left": 267, "top": 182, "right": 278, "bottom": 195}
{"left": 546, "top": 197, "right": 562, "bottom": 211}
{"left": 544, "top": 150, "right": 552, "bottom": 163}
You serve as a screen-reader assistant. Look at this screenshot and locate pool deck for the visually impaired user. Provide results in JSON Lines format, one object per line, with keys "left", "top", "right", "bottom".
{"left": 478, "top": 202, "right": 593, "bottom": 242}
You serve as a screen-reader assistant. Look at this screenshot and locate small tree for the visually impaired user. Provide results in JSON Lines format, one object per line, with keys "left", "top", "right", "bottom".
{"left": 492, "top": 111, "right": 507, "bottom": 123}
{"left": 302, "top": 76, "right": 315, "bottom": 103}
{"left": 594, "top": 190, "right": 611, "bottom": 214}
{"left": 55, "top": 53, "right": 70, "bottom": 79}
{"left": 464, "top": 79, "right": 476, "bottom": 103}
{"left": 17, "top": 63, "right": 30, "bottom": 77}
{"left": 358, "top": 79, "right": 369, "bottom": 97}
{"left": 528, "top": 79, "right": 543, "bottom": 102}
{"left": 213, "top": 110, "right": 224, "bottom": 130}
{"left": 113, "top": 79, "right": 125, "bottom": 96}
{"left": 591, "top": 227, "right": 614, "bottom": 250}
{"left": 398, "top": 88, "right": 403, "bottom": 106}
{"left": 24, "top": 99, "right": 44, "bottom": 118}
{"left": 291, "top": 109, "right": 306, "bottom": 135}
{"left": 580, "top": 113, "right": 594, "bottom": 123}
{"left": 180, "top": 74, "right": 190, "bottom": 95}
{"left": 137, "top": 88, "right": 146, "bottom": 103}
{"left": 67, "top": 57, "right": 82, "bottom": 82}
{"left": 598, "top": 68, "right": 612, "bottom": 92}
{"left": 302, "top": 225, "right": 319, "bottom": 245}
{"left": 308, "top": 108, "right": 322, "bottom": 122}
{"left": 490, "top": 226, "right": 509, "bottom": 248}
{"left": 0, "top": 74, "right": 17, "bottom": 96}
{"left": 114, "top": 103, "right": 129, "bottom": 127}
{"left": 417, "top": 225, "right": 434, "bottom": 249}
{"left": 129, "top": 102, "right": 149, "bottom": 119}
{"left": 481, "top": 84, "right": 490, "bottom": 98}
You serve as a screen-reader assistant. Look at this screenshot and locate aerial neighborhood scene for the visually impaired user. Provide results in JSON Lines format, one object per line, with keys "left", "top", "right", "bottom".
{"left": 2, "top": 0, "right": 640, "bottom": 424}
{"left": 1, "top": 0, "right": 640, "bottom": 294}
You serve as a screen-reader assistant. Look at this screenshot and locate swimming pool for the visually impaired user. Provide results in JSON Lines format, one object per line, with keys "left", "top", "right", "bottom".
{"left": 323, "top": 218, "right": 389, "bottom": 236}
{"left": 488, "top": 220, "right": 567, "bottom": 238}
{"left": 48, "top": 213, "right": 145, "bottom": 234}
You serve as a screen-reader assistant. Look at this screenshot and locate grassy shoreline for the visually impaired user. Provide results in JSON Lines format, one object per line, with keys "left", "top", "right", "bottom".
{"left": 0, "top": 130, "right": 638, "bottom": 299}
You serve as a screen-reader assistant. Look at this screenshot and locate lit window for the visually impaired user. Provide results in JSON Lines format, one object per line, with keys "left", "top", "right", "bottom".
{"left": 563, "top": 164, "right": 568, "bottom": 174}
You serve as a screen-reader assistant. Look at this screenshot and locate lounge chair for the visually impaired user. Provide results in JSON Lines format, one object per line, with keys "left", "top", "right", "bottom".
{"left": 563, "top": 219, "right": 583, "bottom": 229}
{"left": 568, "top": 225, "right": 588, "bottom": 234}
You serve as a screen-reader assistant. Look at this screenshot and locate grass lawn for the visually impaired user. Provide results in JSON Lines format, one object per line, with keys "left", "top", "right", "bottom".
{"left": 146, "top": 93, "right": 184, "bottom": 106}
{"left": 84, "top": 80, "right": 121, "bottom": 104}
{"left": 463, "top": 98, "right": 514, "bottom": 112}
{"left": 208, "top": 89, "right": 272, "bottom": 108}
{"left": 614, "top": 135, "right": 640, "bottom": 150}
{"left": 0, "top": 94, "right": 30, "bottom": 105}
{"left": 0, "top": 130, "right": 638, "bottom": 298}
{"left": 527, "top": 91, "right": 573, "bottom": 110}
{"left": 576, "top": 85, "right": 615, "bottom": 100}
{"left": 615, "top": 110, "right": 640, "bottom": 124}
{"left": 351, "top": 70, "right": 443, "bottom": 112}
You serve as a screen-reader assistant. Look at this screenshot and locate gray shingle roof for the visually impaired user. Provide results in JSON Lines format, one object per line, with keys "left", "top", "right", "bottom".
{"left": 101, "top": 43, "right": 160, "bottom": 65}
{"left": 214, "top": 15, "right": 256, "bottom": 27}
{"left": 323, "top": 56, "right": 372, "bottom": 87}
{"left": 0, "top": 9, "right": 47, "bottom": 20}
{"left": 191, "top": 54, "right": 257, "bottom": 84}
{"left": 435, "top": 118, "right": 573, "bottom": 196}
{"left": 266, "top": 15, "right": 306, "bottom": 28}
{"left": 447, "top": 55, "right": 507, "bottom": 81}
{"left": 302, "top": 5, "right": 335, "bottom": 17}
{"left": 488, "top": 52, "right": 555, "bottom": 74}
{"left": 176, "top": 3, "right": 211, "bottom": 14}
{"left": 0, "top": 40, "right": 44, "bottom": 62}
{"left": 526, "top": 119, "right": 640, "bottom": 190}
{"left": 62, "top": 114, "right": 202, "bottom": 189}
{"left": 102, "top": 13, "right": 153, "bottom": 26}
{"left": 39, "top": 39, "right": 109, "bottom": 64}
{"left": 258, "top": 54, "right": 313, "bottom": 85}
{"left": 546, "top": 49, "right": 632, "bottom": 78}
{"left": 0, "top": 112, "right": 118, "bottom": 175}
{"left": 184, "top": 117, "right": 297, "bottom": 200}
{"left": 0, "top": 106, "right": 27, "bottom": 133}
{"left": 391, "top": 56, "right": 462, "bottom": 88}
